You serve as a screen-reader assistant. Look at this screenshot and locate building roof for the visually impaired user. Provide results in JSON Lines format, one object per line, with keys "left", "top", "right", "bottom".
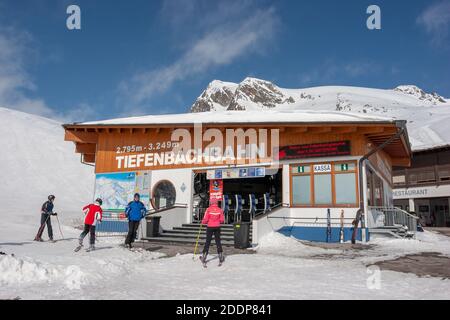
{"left": 70, "top": 110, "right": 398, "bottom": 127}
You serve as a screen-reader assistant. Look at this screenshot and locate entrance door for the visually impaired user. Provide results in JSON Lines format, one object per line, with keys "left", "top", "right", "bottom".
{"left": 430, "top": 198, "right": 450, "bottom": 227}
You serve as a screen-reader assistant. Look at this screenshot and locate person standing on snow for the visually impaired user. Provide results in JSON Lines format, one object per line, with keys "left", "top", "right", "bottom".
{"left": 78, "top": 198, "right": 103, "bottom": 252}
{"left": 200, "top": 198, "right": 225, "bottom": 265}
{"left": 124, "top": 193, "right": 147, "bottom": 248}
{"left": 34, "top": 195, "right": 57, "bottom": 242}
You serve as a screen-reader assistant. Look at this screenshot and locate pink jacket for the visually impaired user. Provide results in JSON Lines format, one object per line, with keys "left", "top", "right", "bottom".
{"left": 201, "top": 204, "right": 225, "bottom": 228}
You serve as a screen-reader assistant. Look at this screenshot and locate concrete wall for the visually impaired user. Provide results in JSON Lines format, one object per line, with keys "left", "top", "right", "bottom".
{"left": 150, "top": 168, "right": 193, "bottom": 224}
{"left": 252, "top": 207, "right": 290, "bottom": 245}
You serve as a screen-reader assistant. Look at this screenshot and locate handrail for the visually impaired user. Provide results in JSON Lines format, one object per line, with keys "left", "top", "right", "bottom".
{"left": 145, "top": 203, "right": 188, "bottom": 217}
{"left": 267, "top": 217, "right": 354, "bottom": 220}
{"left": 369, "top": 206, "right": 419, "bottom": 220}
{"left": 368, "top": 206, "right": 418, "bottom": 235}
{"left": 253, "top": 203, "right": 289, "bottom": 220}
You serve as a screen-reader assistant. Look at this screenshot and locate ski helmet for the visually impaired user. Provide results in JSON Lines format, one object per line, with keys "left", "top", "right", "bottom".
{"left": 48, "top": 195, "right": 55, "bottom": 201}
{"left": 95, "top": 198, "right": 103, "bottom": 206}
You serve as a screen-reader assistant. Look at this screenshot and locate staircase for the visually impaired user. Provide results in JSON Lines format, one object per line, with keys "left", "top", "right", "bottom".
{"left": 142, "top": 223, "right": 252, "bottom": 246}
{"left": 368, "top": 206, "right": 419, "bottom": 239}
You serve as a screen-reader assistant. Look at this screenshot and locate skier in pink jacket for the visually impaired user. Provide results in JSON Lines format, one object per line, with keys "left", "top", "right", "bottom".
{"left": 200, "top": 199, "right": 225, "bottom": 265}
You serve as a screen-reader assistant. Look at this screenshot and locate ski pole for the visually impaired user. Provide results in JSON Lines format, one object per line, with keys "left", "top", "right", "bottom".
{"left": 55, "top": 215, "right": 64, "bottom": 240}
{"left": 193, "top": 224, "right": 203, "bottom": 260}
{"left": 140, "top": 221, "right": 145, "bottom": 250}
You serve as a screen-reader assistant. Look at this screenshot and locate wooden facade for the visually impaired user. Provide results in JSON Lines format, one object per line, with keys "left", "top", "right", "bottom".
{"left": 63, "top": 122, "right": 411, "bottom": 175}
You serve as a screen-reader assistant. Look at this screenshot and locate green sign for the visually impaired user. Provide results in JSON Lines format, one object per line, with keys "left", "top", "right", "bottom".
{"left": 297, "top": 166, "right": 305, "bottom": 173}
{"left": 341, "top": 164, "right": 349, "bottom": 171}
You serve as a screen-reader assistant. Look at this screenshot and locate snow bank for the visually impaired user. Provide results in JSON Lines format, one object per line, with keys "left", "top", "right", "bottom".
{"left": 0, "top": 255, "right": 88, "bottom": 290}
{"left": 371, "top": 231, "right": 450, "bottom": 256}
{"left": 255, "top": 232, "right": 341, "bottom": 257}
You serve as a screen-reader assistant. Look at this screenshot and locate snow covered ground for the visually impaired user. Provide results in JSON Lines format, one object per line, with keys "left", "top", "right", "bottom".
{"left": 1, "top": 107, "right": 450, "bottom": 300}
{"left": 1, "top": 218, "right": 450, "bottom": 300}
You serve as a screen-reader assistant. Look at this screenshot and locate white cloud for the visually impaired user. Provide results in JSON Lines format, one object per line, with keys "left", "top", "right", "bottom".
{"left": 417, "top": 0, "right": 450, "bottom": 45}
{"left": 0, "top": 26, "right": 96, "bottom": 122}
{"left": 120, "top": 3, "right": 278, "bottom": 105}
{"left": 0, "top": 26, "right": 53, "bottom": 116}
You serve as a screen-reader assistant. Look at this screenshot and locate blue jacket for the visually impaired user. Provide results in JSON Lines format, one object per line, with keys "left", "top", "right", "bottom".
{"left": 125, "top": 201, "right": 147, "bottom": 221}
{"left": 41, "top": 201, "right": 54, "bottom": 214}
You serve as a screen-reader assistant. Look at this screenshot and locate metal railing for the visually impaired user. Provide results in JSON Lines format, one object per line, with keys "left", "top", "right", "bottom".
{"left": 368, "top": 206, "right": 418, "bottom": 233}
{"left": 96, "top": 203, "right": 188, "bottom": 237}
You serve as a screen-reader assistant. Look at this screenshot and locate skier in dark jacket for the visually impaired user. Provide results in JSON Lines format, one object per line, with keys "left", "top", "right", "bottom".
{"left": 124, "top": 193, "right": 147, "bottom": 248}
{"left": 34, "top": 195, "right": 57, "bottom": 242}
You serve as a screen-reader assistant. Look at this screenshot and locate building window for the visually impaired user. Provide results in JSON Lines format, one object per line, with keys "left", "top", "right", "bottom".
{"left": 314, "top": 174, "right": 332, "bottom": 204}
{"left": 152, "top": 180, "right": 176, "bottom": 209}
{"left": 393, "top": 175, "right": 406, "bottom": 185}
{"left": 292, "top": 175, "right": 311, "bottom": 205}
{"left": 290, "top": 161, "right": 358, "bottom": 207}
{"left": 335, "top": 173, "right": 357, "bottom": 204}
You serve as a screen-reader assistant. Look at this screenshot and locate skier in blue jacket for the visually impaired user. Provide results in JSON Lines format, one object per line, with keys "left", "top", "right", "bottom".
{"left": 124, "top": 193, "right": 147, "bottom": 248}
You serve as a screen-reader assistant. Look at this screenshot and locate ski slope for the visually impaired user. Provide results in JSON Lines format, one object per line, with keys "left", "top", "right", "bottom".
{"left": 0, "top": 107, "right": 94, "bottom": 225}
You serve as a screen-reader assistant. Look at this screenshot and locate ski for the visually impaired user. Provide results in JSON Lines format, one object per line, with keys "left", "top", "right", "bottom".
{"left": 74, "top": 245, "right": 83, "bottom": 252}
{"left": 199, "top": 256, "right": 207, "bottom": 268}
{"left": 339, "top": 209, "right": 345, "bottom": 243}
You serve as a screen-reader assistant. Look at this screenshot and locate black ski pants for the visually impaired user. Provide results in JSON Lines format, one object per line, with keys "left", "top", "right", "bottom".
{"left": 125, "top": 220, "right": 140, "bottom": 246}
{"left": 79, "top": 224, "right": 96, "bottom": 245}
{"left": 202, "top": 227, "right": 223, "bottom": 254}
{"left": 37, "top": 213, "right": 53, "bottom": 239}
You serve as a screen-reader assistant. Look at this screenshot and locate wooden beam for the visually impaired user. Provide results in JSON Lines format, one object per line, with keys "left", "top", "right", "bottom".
{"left": 331, "top": 127, "right": 357, "bottom": 134}
{"left": 288, "top": 127, "right": 308, "bottom": 133}
{"left": 75, "top": 143, "right": 96, "bottom": 154}
{"left": 357, "top": 126, "right": 386, "bottom": 135}
{"left": 391, "top": 157, "right": 411, "bottom": 167}
{"left": 83, "top": 154, "right": 96, "bottom": 163}
{"left": 64, "top": 130, "right": 99, "bottom": 143}
{"left": 308, "top": 126, "right": 332, "bottom": 134}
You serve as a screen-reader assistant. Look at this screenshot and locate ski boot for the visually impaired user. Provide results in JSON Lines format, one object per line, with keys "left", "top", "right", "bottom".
{"left": 86, "top": 244, "right": 95, "bottom": 252}
{"left": 74, "top": 239, "right": 83, "bottom": 252}
{"left": 34, "top": 237, "right": 44, "bottom": 242}
{"left": 218, "top": 252, "right": 225, "bottom": 266}
{"left": 199, "top": 252, "right": 208, "bottom": 268}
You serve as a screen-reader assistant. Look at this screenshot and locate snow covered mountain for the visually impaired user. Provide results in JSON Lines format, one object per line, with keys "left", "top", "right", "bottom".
{"left": 190, "top": 78, "right": 450, "bottom": 151}
{"left": 0, "top": 107, "right": 94, "bottom": 224}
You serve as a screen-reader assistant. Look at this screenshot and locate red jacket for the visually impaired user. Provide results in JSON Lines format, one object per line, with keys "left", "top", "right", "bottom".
{"left": 82, "top": 204, "right": 103, "bottom": 226}
{"left": 201, "top": 204, "right": 225, "bottom": 228}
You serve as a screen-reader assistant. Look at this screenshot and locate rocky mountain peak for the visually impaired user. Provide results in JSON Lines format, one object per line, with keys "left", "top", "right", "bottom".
{"left": 190, "top": 77, "right": 295, "bottom": 112}
{"left": 394, "top": 85, "right": 447, "bottom": 104}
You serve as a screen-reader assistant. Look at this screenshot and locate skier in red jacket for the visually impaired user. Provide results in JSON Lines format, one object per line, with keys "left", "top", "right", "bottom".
{"left": 200, "top": 199, "right": 225, "bottom": 265}
{"left": 77, "top": 198, "right": 103, "bottom": 252}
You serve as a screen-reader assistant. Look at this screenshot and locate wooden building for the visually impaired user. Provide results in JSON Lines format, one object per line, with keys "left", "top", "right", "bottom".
{"left": 393, "top": 145, "right": 450, "bottom": 227}
{"left": 63, "top": 111, "right": 412, "bottom": 243}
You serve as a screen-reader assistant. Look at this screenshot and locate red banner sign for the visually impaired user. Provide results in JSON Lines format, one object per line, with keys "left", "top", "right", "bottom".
{"left": 279, "top": 141, "right": 351, "bottom": 160}
{"left": 209, "top": 179, "right": 223, "bottom": 201}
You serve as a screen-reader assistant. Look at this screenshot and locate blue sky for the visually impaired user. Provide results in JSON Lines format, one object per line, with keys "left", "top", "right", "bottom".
{"left": 0, "top": 0, "right": 449, "bottom": 122}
